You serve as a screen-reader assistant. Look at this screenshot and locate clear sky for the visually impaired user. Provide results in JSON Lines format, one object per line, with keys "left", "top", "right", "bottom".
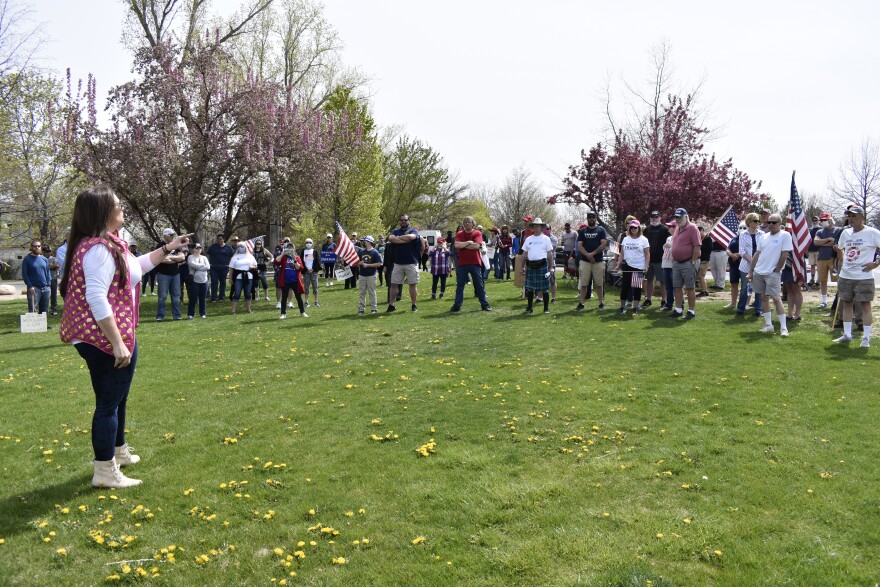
{"left": 30, "top": 0, "right": 880, "bottom": 209}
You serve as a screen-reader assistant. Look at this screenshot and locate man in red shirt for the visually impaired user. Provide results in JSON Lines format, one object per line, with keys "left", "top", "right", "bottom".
{"left": 451, "top": 216, "right": 492, "bottom": 312}
{"left": 668, "top": 208, "right": 702, "bottom": 320}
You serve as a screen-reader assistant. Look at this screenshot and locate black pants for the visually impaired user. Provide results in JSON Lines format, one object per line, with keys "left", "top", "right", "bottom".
{"left": 281, "top": 284, "right": 305, "bottom": 315}
{"left": 619, "top": 263, "right": 644, "bottom": 303}
{"left": 76, "top": 342, "right": 139, "bottom": 461}
{"left": 432, "top": 274, "right": 447, "bottom": 295}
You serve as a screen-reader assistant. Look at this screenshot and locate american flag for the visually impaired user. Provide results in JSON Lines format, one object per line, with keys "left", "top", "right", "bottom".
{"left": 243, "top": 235, "right": 265, "bottom": 254}
{"left": 631, "top": 271, "right": 644, "bottom": 288}
{"left": 335, "top": 221, "right": 360, "bottom": 266}
{"left": 708, "top": 206, "right": 739, "bottom": 248}
{"left": 785, "top": 171, "right": 810, "bottom": 285}
{"left": 607, "top": 239, "right": 619, "bottom": 257}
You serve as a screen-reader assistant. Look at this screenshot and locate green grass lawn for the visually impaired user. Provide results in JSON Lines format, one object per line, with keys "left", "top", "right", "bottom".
{"left": 0, "top": 278, "right": 878, "bottom": 586}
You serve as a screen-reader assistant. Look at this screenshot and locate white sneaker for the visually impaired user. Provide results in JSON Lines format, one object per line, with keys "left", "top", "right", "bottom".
{"left": 279, "top": 314, "right": 287, "bottom": 320}
{"left": 305, "top": 302, "right": 310, "bottom": 308}
{"left": 288, "top": 302, "right": 294, "bottom": 308}
{"left": 329, "top": 282, "right": 334, "bottom": 286}
{"left": 760, "top": 325, "right": 775, "bottom": 334}
{"left": 817, "top": 302, "right": 828, "bottom": 309}
{"left": 265, "top": 296, "right": 270, "bottom": 301}
{"left": 860, "top": 337, "right": 871, "bottom": 348}
{"left": 315, "top": 302, "right": 320, "bottom": 308}
{"left": 92, "top": 458, "right": 141, "bottom": 488}
{"left": 275, "top": 302, "right": 281, "bottom": 309}
{"left": 301, "top": 312, "right": 309, "bottom": 318}
{"left": 780, "top": 328, "right": 789, "bottom": 337}
{"left": 114, "top": 443, "right": 140, "bottom": 466}
{"left": 834, "top": 334, "right": 853, "bottom": 343}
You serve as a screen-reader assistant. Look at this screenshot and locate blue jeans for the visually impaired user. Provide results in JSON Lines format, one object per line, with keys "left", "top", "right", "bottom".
{"left": 210, "top": 266, "right": 228, "bottom": 301}
{"left": 232, "top": 276, "right": 252, "bottom": 301}
{"left": 737, "top": 275, "right": 761, "bottom": 314}
{"left": 76, "top": 342, "right": 138, "bottom": 461}
{"left": 188, "top": 281, "right": 207, "bottom": 317}
{"left": 28, "top": 286, "right": 50, "bottom": 313}
{"left": 663, "top": 268, "right": 675, "bottom": 308}
{"left": 454, "top": 264, "right": 489, "bottom": 308}
{"left": 156, "top": 273, "right": 181, "bottom": 320}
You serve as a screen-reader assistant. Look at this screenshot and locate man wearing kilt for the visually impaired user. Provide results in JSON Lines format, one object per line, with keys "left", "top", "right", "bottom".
{"left": 520, "top": 218, "right": 555, "bottom": 314}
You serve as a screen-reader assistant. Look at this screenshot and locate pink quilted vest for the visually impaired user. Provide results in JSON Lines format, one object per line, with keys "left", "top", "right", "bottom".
{"left": 59, "top": 233, "right": 140, "bottom": 354}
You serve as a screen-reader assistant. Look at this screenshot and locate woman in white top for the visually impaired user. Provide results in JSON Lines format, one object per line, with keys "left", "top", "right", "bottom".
{"left": 58, "top": 186, "right": 191, "bottom": 488}
{"left": 186, "top": 243, "right": 211, "bottom": 318}
{"left": 520, "top": 218, "right": 555, "bottom": 314}
{"left": 614, "top": 219, "right": 650, "bottom": 314}
{"left": 227, "top": 245, "right": 258, "bottom": 314}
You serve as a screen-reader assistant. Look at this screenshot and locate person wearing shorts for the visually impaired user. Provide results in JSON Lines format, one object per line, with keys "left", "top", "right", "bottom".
{"left": 669, "top": 208, "right": 701, "bottom": 320}
{"left": 833, "top": 206, "right": 880, "bottom": 347}
{"left": 748, "top": 214, "right": 792, "bottom": 337}
{"left": 387, "top": 214, "right": 421, "bottom": 313}
{"left": 575, "top": 211, "right": 608, "bottom": 310}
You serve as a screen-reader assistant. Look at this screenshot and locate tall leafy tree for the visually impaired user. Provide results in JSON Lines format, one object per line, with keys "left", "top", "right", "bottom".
{"left": 0, "top": 71, "right": 76, "bottom": 244}
{"left": 381, "top": 135, "right": 447, "bottom": 231}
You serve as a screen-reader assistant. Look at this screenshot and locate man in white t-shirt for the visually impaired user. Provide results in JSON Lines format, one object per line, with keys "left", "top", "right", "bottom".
{"left": 833, "top": 206, "right": 880, "bottom": 347}
{"left": 748, "top": 213, "right": 793, "bottom": 337}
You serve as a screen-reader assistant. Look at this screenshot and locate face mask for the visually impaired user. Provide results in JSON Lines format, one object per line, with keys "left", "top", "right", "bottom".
{"left": 237, "top": 246, "right": 245, "bottom": 253}
{"left": 305, "top": 243, "right": 313, "bottom": 249}
{"left": 821, "top": 220, "right": 830, "bottom": 227}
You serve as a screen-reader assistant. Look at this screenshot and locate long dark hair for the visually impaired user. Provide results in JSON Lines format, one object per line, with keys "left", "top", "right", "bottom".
{"left": 59, "top": 186, "right": 128, "bottom": 297}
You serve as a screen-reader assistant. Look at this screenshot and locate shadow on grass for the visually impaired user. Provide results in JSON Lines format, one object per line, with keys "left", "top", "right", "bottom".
{"left": 0, "top": 340, "right": 65, "bottom": 353}
{"left": 822, "top": 343, "right": 878, "bottom": 361}
{"left": 0, "top": 473, "right": 92, "bottom": 538}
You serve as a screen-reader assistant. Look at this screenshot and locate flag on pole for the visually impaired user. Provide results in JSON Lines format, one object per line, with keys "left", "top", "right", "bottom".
{"left": 607, "top": 239, "right": 619, "bottom": 257}
{"left": 708, "top": 206, "right": 739, "bottom": 248}
{"left": 243, "top": 235, "right": 265, "bottom": 254}
{"left": 785, "top": 171, "right": 810, "bottom": 285}
{"left": 631, "top": 271, "right": 644, "bottom": 288}
{"left": 335, "top": 221, "right": 360, "bottom": 266}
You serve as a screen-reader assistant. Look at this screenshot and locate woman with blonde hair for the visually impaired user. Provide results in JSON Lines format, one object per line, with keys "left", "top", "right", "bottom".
{"left": 614, "top": 219, "right": 650, "bottom": 314}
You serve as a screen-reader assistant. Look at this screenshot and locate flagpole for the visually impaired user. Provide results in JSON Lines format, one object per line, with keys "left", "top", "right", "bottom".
{"left": 708, "top": 205, "right": 733, "bottom": 237}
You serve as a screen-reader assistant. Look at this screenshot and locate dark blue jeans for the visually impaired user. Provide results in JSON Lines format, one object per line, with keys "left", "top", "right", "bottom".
{"left": 76, "top": 342, "right": 139, "bottom": 461}
{"left": 188, "top": 281, "right": 208, "bottom": 317}
{"left": 454, "top": 264, "right": 489, "bottom": 308}
{"left": 210, "top": 266, "right": 228, "bottom": 301}
{"left": 737, "top": 275, "right": 762, "bottom": 315}
{"left": 663, "top": 268, "right": 675, "bottom": 308}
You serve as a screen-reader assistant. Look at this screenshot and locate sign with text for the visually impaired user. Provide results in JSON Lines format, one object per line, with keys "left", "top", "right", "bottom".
{"left": 334, "top": 267, "right": 353, "bottom": 281}
{"left": 320, "top": 252, "right": 337, "bottom": 265}
{"left": 20, "top": 312, "right": 47, "bottom": 333}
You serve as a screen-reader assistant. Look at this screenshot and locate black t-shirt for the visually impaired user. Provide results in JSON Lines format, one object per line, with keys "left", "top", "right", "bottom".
{"left": 155, "top": 242, "right": 183, "bottom": 276}
{"left": 643, "top": 224, "right": 670, "bottom": 263}
{"left": 727, "top": 236, "right": 739, "bottom": 267}
{"left": 700, "top": 236, "right": 712, "bottom": 262}
{"left": 577, "top": 225, "right": 608, "bottom": 261}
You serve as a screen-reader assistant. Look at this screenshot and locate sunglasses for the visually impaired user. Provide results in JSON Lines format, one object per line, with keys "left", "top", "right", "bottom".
{"left": 767, "top": 221, "right": 779, "bottom": 225}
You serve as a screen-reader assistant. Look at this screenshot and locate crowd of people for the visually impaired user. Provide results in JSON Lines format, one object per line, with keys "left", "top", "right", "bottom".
{"left": 32, "top": 184, "right": 879, "bottom": 490}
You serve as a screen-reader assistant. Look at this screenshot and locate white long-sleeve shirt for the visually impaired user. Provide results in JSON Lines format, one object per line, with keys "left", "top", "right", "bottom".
{"left": 82, "top": 246, "right": 155, "bottom": 322}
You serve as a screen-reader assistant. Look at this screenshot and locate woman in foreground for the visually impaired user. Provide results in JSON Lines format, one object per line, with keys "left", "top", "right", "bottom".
{"left": 59, "top": 186, "right": 191, "bottom": 488}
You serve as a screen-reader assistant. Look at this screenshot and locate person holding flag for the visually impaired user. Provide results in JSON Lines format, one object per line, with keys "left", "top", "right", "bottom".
{"left": 614, "top": 219, "right": 650, "bottom": 315}
{"left": 357, "top": 236, "right": 383, "bottom": 315}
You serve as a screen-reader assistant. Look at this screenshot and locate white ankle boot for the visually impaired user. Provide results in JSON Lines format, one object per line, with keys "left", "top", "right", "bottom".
{"left": 114, "top": 443, "right": 140, "bottom": 466}
{"left": 92, "top": 458, "right": 142, "bottom": 488}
